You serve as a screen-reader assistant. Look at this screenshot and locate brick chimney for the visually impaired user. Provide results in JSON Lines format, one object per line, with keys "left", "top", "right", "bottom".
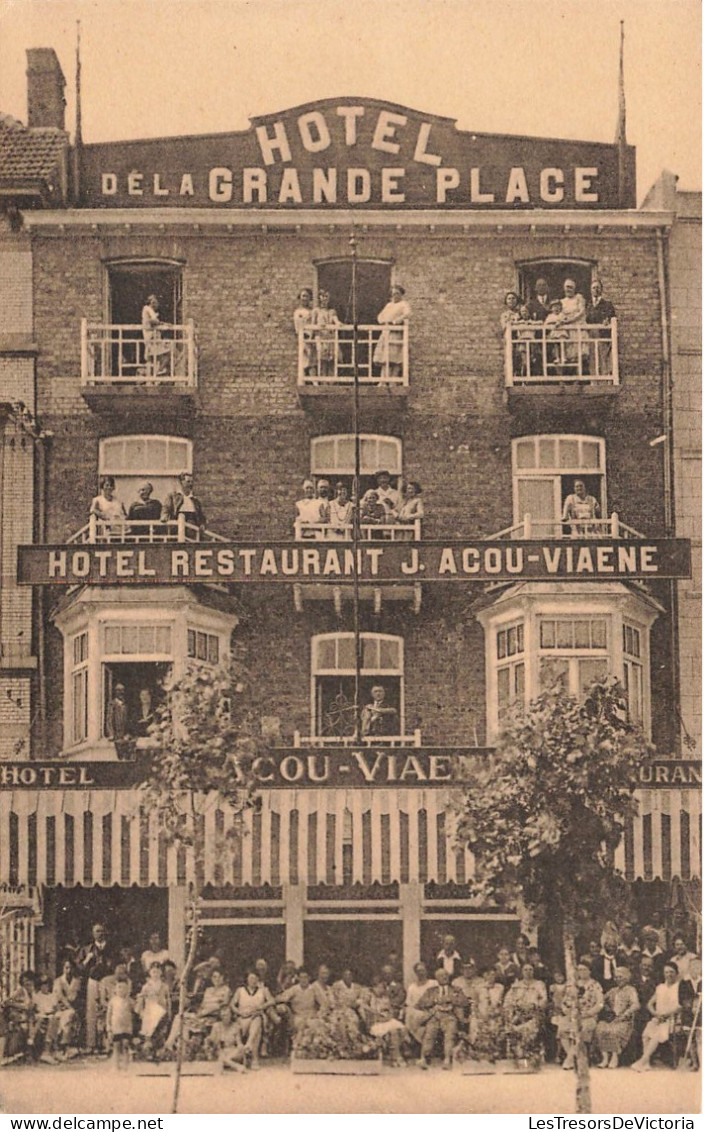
{"left": 26, "top": 48, "right": 66, "bottom": 130}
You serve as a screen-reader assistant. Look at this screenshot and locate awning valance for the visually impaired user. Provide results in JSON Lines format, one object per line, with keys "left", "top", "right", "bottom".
{"left": 0, "top": 787, "right": 699, "bottom": 889}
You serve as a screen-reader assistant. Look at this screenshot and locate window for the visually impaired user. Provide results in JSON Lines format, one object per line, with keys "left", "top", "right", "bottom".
{"left": 623, "top": 622, "right": 644, "bottom": 724}
{"left": 518, "top": 258, "right": 593, "bottom": 306}
{"left": 98, "top": 435, "right": 192, "bottom": 515}
{"left": 107, "top": 260, "right": 183, "bottom": 327}
{"left": 71, "top": 632, "right": 89, "bottom": 745}
{"left": 512, "top": 435, "right": 606, "bottom": 537}
{"left": 187, "top": 629, "right": 220, "bottom": 665}
{"left": 310, "top": 433, "right": 402, "bottom": 499}
{"left": 538, "top": 616, "right": 609, "bottom": 697}
{"left": 316, "top": 259, "right": 392, "bottom": 325}
{"left": 311, "top": 632, "right": 403, "bottom": 738}
{"left": 101, "top": 621, "right": 172, "bottom": 739}
{"left": 478, "top": 587, "right": 658, "bottom": 741}
{"left": 497, "top": 621, "right": 525, "bottom": 721}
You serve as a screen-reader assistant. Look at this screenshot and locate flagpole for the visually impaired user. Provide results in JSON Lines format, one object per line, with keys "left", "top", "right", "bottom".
{"left": 350, "top": 230, "right": 362, "bottom": 743}
{"left": 72, "top": 21, "right": 83, "bottom": 204}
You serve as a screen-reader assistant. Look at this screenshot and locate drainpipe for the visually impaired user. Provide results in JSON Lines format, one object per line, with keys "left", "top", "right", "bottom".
{"left": 35, "top": 432, "right": 50, "bottom": 755}
{"left": 655, "top": 226, "right": 680, "bottom": 754}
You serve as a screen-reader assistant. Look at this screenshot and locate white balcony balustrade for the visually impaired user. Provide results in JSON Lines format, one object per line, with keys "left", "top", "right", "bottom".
{"left": 69, "top": 515, "right": 227, "bottom": 544}
{"left": 81, "top": 320, "right": 197, "bottom": 387}
{"left": 293, "top": 519, "right": 421, "bottom": 541}
{"left": 493, "top": 513, "right": 644, "bottom": 540}
{"left": 293, "top": 730, "right": 422, "bottom": 748}
{"left": 298, "top": 323, "right": 409, "bottom": 387}
{"left": 504, "top": 320, "right": 619, "bottom": 386}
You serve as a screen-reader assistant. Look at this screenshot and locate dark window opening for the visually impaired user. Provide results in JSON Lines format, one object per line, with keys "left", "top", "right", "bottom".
{"left": 316, "top": 260, "right": 392, "bottom": 325}
{"left": 108, "top": 263, "right": 183, "bottom": 326}
{"left": 102, "top": 661, "right": 169, "bottom": 740}
{"left": 518, "top": 260, "right": 593, "bottom": 306}
{"left": 315, "top": 675, "right": 402, "bottom": 737}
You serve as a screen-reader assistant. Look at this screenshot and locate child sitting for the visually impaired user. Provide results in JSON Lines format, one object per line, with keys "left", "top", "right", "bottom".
{"left": 207, "top": 1005, "right": 249, "bottom": 1072}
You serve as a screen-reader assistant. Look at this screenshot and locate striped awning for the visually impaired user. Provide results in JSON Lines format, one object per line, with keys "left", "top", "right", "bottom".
{"left": 0, "top": 789, "right": 474, "bottom": 889}
{"left": 0, "top": 787, "right": 699, "bottom": 889}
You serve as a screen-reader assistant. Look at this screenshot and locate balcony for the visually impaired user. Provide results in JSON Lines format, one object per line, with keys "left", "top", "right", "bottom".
{"left": 297, "top": 323, "right": 408, "bottom": 418}
{"left": 293, "top": 520, "right": 421, "bottom": 541}
{"left": 504, "top": 320, "right": 619, "bottom": 413}
{"left": 80, "top": 319, "right": 198, "bottom": 413}
{"left": 68, "top": 515, "right": 226, "bottom": 544}
{"left": 494, "top": 513, "right": 644, "bottom": 540}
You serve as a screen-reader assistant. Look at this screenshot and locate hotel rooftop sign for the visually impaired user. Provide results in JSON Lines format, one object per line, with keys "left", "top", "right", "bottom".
{"left": 18, "top": 539, "right": 691, "bottom": 585}
{"left": 80, "top": 98, "right": 636, "bottom": 210}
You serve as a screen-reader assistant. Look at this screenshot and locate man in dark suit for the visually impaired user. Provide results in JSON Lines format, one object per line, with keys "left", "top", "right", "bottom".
{"left": 526, "top": 277, "right": 551, "bottom": 321}
{"left": 585, "top": 279, "right": 617, "bottom": 376}
{"left": 161, "top": 471, "right": 206, "bottom": 533}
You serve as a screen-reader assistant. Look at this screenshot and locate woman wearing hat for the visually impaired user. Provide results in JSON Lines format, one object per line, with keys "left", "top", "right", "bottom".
{"left": 373, "top": 284, "right": 410, "bottom": 379}
{"left": 594, "top": 966, "right": 640, "bottom": 1068}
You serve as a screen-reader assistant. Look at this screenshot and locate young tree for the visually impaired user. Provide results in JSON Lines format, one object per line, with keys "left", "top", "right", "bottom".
{"left": 451, "top": 677, "right": 650, "bottom": 1113}
{"left": 141, "top": 658, "right": 264, "bottom": 1112}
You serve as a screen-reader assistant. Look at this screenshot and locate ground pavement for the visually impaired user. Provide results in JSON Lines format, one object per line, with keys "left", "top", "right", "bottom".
{"left": 0, "top": 1061, "right": 700, "bottom": 1115}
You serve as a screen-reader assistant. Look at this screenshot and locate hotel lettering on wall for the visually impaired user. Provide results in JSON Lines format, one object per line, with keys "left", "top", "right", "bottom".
{"left": 80, "top": 98, "right": 636, "bottom": 209}
{"left": 17, "top": 539, "right": 692, "bottom": 586}
{"left": 0, "top": 758, "right": 700, "bottom": 791}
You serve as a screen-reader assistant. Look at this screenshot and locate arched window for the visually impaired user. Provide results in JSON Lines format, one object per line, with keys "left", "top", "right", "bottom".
{"left": 315, "top": 258, "right": 393, "bottom": 325}
{"left": 512, "top": 435, "right": 606, "bottom": 537}
{"left": 517, "top": 258, "right": 594, "bottom": 306}
{"left": 311, "top": 632, "right": 404, "bottom": 739}
{"left": 98, "top": 435, "right": 192, "bottom": 513}
{"left": 310, "top": 433, "right": 402, "bottom": 499}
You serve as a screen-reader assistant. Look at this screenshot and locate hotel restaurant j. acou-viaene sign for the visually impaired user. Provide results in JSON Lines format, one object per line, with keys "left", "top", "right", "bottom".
{"left": 0, "top": 756, "right": 699, "bottom": 791}
{"left": 81, "top": 97, "right": 636, "bottom": 209}
{"left": 18, "top": 539, "right": 692, "bottom": 586}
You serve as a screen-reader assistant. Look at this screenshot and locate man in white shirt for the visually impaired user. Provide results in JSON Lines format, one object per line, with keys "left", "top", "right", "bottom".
{"left": 295, "top": 480, "right": 326, "bottom": 538}
{"left": 436, "top": 934, "right": 463, "bottom": 980}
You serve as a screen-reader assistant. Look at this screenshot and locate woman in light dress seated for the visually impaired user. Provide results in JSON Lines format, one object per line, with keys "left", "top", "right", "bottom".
{"left": 374, "top": 285, "right": 410, "bottom": 379}
{"left": 556, "top": 962, "right": 604, "bottom": 1070}
{"left": 594, "top": 965, "right": 640, "bottom": 1069}
{"left": 631, "top": 961, "right": 683, "bottom": 1071}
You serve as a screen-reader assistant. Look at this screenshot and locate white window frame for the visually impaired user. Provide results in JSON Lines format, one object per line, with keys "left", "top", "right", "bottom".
{"left": 537, "top": 615, "right": 611, "bottom": 699}
{"left": 496, "top": 620, "right": 525, "bottom": 722}
{"left": 310, "top": 631, "right": 404, "bottom": 738}
{"left": 311, "top": 434, "right": 403, "bottom": 478}
{"left": 98, "top": 435, "right": 193, "bottom": 514}
{"left": 187, "top": 628, "right": 222, "bottom": 666}
{"left": 623, "top": 621, "right": 644, "bottom": 725}
{"left": 479, "top": 588, "right": 657, "bottom": 741}
{"left": 70, "top": 631, "right": 89, "bottom": 745}
{"left": 56, "top": 592, "right": 236, "bottom": 758}
{"left": 511, "top": 435, "right": 607, "bottom": 535}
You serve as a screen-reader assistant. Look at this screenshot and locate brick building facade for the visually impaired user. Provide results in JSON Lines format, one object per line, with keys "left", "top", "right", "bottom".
{"left": 0, "top": 50, "right": 699, "bottom": 987}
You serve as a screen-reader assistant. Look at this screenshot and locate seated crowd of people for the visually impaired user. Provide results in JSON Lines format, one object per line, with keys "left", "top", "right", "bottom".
{"left": 500, "top": 277, "right": 617, "bottom": 377}
{"left": 1, "top": 920, "right": 699, "bottom": 1074}
{"left": 294, "top": 470, "right": 423, "bottom": 538}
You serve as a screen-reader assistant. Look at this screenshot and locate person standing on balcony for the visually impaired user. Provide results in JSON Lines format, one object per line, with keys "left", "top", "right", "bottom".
{"left": 127, "top": 482, "right": 162, "bottom": 537}
{"left": 360, "top": 684, "right": 399, "bottom": 738}
{"left": 374, "top": 284, "right": 410, "bottom": 380}
{"left": 293, "top": 288, "right": 315, "bottom": 377}
{"left": 562, "top": 479, "right": 601, "bottom": 537}
{"left": 585, "top": 279, "right": 617, "bottom": 376}
{"left": 557, "top": 278, "right": 587, "bottom": 374}
{"left": 397, "top": 480, "right": 424, "bottom": 525}
{"left": 161, "top": 471, "right": 206, "bottom": 536}
{"left": 526, "top": 278, "right": 551, "bottom": 321}
{"left": 295, "top": 479, "right": 327, "bottom": 538}
{"left": 90, "top": 476, "right": 127, "bottom": 538}
{"left": 311, "top": 289, "right": 340, "bottom": 377}
{"left": 141, "top": 294, "right": 171, "bottom": 377}
{"left": 328, "top": 482, "right": 354, "bottom": 537}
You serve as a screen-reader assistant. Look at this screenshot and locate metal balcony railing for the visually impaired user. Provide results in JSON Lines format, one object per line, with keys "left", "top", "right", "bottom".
{"left": 68, "top": 515, "right": 227, "bottom": 544}
{"left": 81, "top": 320, "right": 197, "bottom": 386}
{"left": 492, "top": 513, "right": 644, "bottom": 540}
{"left": 298, "top": 323, "right": 409, "bottom": 386}
{"left": 293, "top": 520, "right": 421, "bottom": 541}
{"left": 293, "top": 730, "right": 422, "bottom": 748}
{"left": 504, "top": 320, "right": 619, "bottom": 386}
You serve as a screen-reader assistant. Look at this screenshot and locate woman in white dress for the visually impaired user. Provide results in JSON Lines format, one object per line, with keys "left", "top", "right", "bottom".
{"left": 632, "top": 962, "right": 683, "bottom": 1071}
{"left": 311, "top": 290, "right": 340, "bottom": 377}
{"left": 293, "top": 288, "right": 315, "bottom": 376}
{"left": 562, "top": 479, "right": 601, "bottom": 536}
{"left": 90, "top": 476, "right": 127, "bottom": 538}
{"left": 373, "top": 285, "right": 410, "bottom": 379}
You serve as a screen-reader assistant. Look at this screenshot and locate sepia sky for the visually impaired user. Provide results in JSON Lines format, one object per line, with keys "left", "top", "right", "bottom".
{"left": 0, "top": 0, "right": 700, "bottom": 201}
